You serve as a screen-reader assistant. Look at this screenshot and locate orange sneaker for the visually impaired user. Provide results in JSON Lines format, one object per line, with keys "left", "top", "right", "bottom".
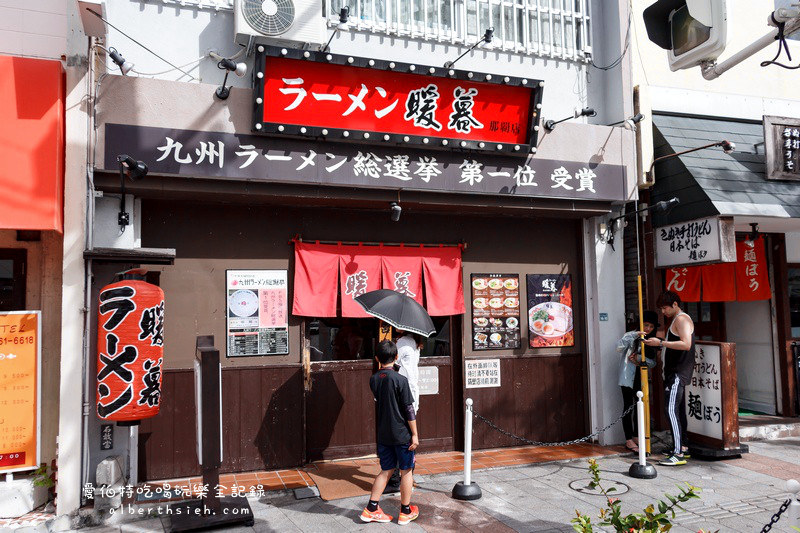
{"left": 360, "top": 506, "right": 393, "bottom": 523}
{"left": 398, "top": 505, "right": 419, "bottom": 526}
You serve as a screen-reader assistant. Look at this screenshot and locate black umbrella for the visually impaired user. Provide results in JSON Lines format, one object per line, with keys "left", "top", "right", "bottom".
{"left": 354, "top": 289, "right": 436, "bottom": 337}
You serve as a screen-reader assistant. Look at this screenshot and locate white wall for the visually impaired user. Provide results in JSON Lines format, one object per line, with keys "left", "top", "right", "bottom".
{"left": 0, "top": 0, "right": 67, "bottom": 60}
{"left": 102, "top": 0, "right": 629, "bottom": 124}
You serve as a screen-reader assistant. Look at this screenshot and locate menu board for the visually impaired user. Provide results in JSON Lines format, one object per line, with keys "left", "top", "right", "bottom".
{"left": 526, "top": 274, "right": 574, "bottom": 347}
{"left": 470, "top": 274, "right": 521, "bottom": 350}
{"left": 0, "top": 311, "right": 40, "bottom": 473}
{"left": 226, "top": 270, "right": 289, "bottom": 357}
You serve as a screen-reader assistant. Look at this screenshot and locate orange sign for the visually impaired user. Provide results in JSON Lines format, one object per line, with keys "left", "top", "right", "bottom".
{"left": 0, "top": 311, "right": 40, "bottom": 473}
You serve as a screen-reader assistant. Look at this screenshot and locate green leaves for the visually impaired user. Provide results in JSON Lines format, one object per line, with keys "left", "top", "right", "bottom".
{"left": 570, "top": 459, "right": 703, "bottom": 533}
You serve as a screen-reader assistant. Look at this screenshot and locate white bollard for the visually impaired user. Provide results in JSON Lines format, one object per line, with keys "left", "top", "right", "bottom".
{"left": 452, "top": 398, "right": 482, "bottom": 500}
{"left": 628, "top": 391, "right": 657, "bottom": 479}
{"left": 787, "top": 479, "right": 800, "bottom": 528}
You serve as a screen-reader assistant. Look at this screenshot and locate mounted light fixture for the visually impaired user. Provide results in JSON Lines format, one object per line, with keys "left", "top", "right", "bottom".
{"left": 108, "top": 47, "right": 134, "bottom": 75}
{"left": 544, "top": 107, "right": 596, "bottom": 131}
{"left": 744, "top": 222, "right": 760, "bottom": 245}
{"left": 646, "top": 139, "right": 735, "bottom": 182}
{"left": 215, "top": 58, "right": 247, "bottom": 100}
{"left": 322, "top": 6, "right": 350, "bottom": 53}
{"left": 390, "top": 202, "right": 402, "bottom": 222}
{"left": 603, "top": 197, "right": 679, "bottom": 250}
{"left": 608, "top": 113, "right": 645, "bottom": 130}
{"left": 117, "top": 155, "right": 148, "bottom": 229}
{"left": 443, "top": 28, "right": 494, "bottom": 68}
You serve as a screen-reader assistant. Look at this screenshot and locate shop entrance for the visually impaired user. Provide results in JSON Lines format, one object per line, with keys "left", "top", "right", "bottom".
{"left": 305, "top": 317, "right": 458, "bottom": 461}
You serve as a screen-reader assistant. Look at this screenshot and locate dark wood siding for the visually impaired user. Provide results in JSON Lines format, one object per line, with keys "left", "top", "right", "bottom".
{"left": 467, "top": 354, "right": 586, "bottom": 450}
{"left": 139, "top": 366, "right": 303, "bottom": 481}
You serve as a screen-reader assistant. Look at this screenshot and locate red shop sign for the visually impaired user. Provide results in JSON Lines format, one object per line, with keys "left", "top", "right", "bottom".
{"left": 253, "top": 46, "right": 542, "bottom": 153}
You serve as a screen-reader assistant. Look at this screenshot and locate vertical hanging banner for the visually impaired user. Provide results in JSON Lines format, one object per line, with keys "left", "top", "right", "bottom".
{"left": 226, "top": 270, "right": 289, "bottom": 357}
{"left": 292, "top": 242, "right": 339, "bottom": 317}
{"left": 735, "top": 239, "right": 772, "bottom": 301}
{"left": 97, "top": 281, "right": 164, "bottom": 422}
{"left": 526, "top": 274, "right": 574, "bottom": 347}
{"left": 0, "top": 311, "right": 40, "bottom": 473}
{"left": 470, "top": 274, "right": 521, "bottom": 350}
{"left": 664, "top": 266, "right": 701, "bottom": 302}
{"left": 381, "top": 250, "right": 423, "bottom": 305}
{"left": 421, "top": 247, "right": 465, "bottom": 316}
{"left": 339, "top": 247, "right": 382, "bottom": 317}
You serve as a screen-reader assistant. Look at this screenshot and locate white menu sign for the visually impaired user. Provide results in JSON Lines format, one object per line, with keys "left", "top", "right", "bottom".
{"left": 655, "top": 216, "right": 734, "bottom": 268}
{"left": 465, "top": 359, "right": 501, "bottom": 388}
{"left": 418, "top": 366, "right": 439, "bottom": 395}
{"left": 686, "top": 344, "right": 723, "bottom": 441}
{"left": 226, "top": 270, "right": 289, "bottom": 357}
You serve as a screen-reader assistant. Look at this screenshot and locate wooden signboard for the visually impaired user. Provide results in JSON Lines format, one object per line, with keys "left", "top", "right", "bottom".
{"left": 686, "top": 341, "right": 747, "bottom": 457}
{"left": 0, "top": 311, "right": 40, "bottom": 473}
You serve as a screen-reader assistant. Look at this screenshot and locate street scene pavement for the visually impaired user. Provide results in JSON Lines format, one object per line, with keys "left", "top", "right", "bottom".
{"left": 69, "top": 436, "right": 800, "bottom": 533}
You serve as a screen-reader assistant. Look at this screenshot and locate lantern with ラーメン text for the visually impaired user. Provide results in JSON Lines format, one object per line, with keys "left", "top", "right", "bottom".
{"left": 97, "top": 278, "right": 164, "bottom": 423}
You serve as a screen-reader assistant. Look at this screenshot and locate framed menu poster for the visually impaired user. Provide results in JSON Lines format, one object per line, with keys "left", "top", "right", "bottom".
{"left": 526, "top": 274, "right": 574, "bottom": 347}
{"left": 226, "top": 270, "right": 289, "bottom": 357}
{"left": 470, "top": 274, "right": 521, "bottom": 350}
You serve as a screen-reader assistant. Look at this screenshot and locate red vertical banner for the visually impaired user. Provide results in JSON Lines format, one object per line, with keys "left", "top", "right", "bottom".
{"left": 339, "top": 246, "right": 383, "bottom": 317}
{"left": 664, "top": 266, "right": 700, "bottom": 302}
{"left": 735, "top": 239, "right": 771, "bottom": 301}
{"left": 381, "top": 248, "right": 424, "bottom": 305}
{"left": 293, "top": 242, "right": 339, "bottom": 317}
{"left": 700, "top": 262, "right": 736, "bottom": 302}
{"left": 422, "top": 247, "right": 465, "bottom": 316}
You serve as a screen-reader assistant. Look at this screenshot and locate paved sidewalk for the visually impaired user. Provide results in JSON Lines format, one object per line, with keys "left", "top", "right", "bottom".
{"left": 72, "top": 438, "right": 800, "bottom": 532}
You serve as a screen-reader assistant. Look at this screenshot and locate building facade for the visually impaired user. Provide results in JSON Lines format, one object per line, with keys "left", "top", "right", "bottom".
{"left": 630, "top": 0, "right": 800, "bottom": 428}
{"left": 55, "top": 0, "right": 638, "bottom": 515}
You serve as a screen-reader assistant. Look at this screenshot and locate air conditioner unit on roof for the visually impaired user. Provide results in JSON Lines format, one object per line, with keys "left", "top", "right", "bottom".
{"left": 234, "top": 0, "right": 326, "bottom": 48}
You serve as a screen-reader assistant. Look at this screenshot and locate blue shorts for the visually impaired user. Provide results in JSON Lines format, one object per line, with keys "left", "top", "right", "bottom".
{"left": 377, "top": 442, "right": 415, "bottom": 472}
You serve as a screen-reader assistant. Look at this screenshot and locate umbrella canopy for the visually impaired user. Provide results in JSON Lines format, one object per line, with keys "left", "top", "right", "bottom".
{"left": 354, "top": 289, "right": 436, "bottom": 337}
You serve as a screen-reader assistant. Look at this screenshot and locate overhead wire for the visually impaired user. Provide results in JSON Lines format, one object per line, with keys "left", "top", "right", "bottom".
{"left": 760, "top": 15, "right": 800, "bottom": 70}
{"left": 590, "top": 0, "right": 632, "bottom": 71}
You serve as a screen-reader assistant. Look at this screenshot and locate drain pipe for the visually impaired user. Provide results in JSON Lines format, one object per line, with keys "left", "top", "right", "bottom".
{"left": 452, "top": 398, "right": 481, "bottom": 500}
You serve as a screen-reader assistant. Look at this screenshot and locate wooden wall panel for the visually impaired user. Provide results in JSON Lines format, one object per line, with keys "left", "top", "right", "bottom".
{"left": 139, "top": 367, "right": 303, "bottom": 481}
{"left": 468, "top": 354, "right": 586, "bottom": 450}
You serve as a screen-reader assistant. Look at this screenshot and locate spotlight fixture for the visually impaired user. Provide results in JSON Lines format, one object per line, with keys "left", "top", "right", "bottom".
{"left": 390, "top": 202, "right": 402, "bottom": 222}
{"left": 544, "top": 107, "right": 596, "bottom": 131}
{"left": 322, "top": 6, "right": 350, "bottom": 53}
{"left": 647, "top": 139, "right": 735, "bottom": 180}
{"left": 608, "top": 113, "right": 645, "bottom": 131}
{"left": 443, "top": 28, "right": 493, "bottom": 68}
{"left": 745, "top": 223, "right": 760, "bottom": 245}
{"left": 108, "top": 47, "right": 134, "bottom": 75}
{"left": 215, "top": 58, "right": 248, "bottom": 100}
{"left": 603, "top": 197, "right": 679, "bottom": 250}
{"left": 117, "top": 155, "right": 148, "bottom": 229}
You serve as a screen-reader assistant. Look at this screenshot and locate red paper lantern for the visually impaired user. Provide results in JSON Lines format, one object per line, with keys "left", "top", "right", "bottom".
{"left": 97, "top": 279, "right": 164, "bottom": 422}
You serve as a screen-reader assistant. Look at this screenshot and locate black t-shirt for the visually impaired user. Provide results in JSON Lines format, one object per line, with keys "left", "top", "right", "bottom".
{"left": 663, "top": 322, "right": 695, "bottom": 384}
{"left": 370, "top": 367, "right": 414, "bottom": 445}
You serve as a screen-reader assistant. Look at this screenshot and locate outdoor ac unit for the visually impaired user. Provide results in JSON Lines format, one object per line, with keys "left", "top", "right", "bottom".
{"left": 234, "top": 0, "right": 326, "bottom": 48}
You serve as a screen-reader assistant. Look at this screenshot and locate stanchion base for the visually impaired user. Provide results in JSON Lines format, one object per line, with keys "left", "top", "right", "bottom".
{"left": 628, "top": 462, "right": 657, "bottom": 479}
{"left": 452, "top": 481, "right": 482, "bottom": 500}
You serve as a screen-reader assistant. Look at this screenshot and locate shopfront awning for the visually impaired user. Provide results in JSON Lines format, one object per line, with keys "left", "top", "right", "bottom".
{"left": 292, "top": 241, "right": 464, "bottom": 317}
{"left": 0, "top": 55, "right": 64, "bottom": 232}
{"left": 650, "top": 113, "right": 800, "bottom": 227}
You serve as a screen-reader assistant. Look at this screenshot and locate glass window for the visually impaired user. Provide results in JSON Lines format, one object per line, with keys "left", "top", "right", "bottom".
{"left": 789, "top": 267, "right": 800, "bottom": 339}
{"left": 306, "top": 317, "right": 451, "bottom": 361}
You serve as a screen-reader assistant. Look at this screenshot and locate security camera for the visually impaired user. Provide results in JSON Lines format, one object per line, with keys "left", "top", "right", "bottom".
{"left": 390, "top": 202, "right": 402, "bottom": 222}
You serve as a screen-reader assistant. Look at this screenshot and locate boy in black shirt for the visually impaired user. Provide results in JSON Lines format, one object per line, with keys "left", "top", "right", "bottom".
{"left": 360, "top": 340, "right": 420, "bottom": 526}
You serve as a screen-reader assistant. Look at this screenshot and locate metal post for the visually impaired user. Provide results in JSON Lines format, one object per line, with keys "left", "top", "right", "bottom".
{"left": 452, "top": 398, "right": 482, "bottom": 500}
{"left": 628, "top": 391, "right": 657, "bottom": 479}
{"left": 787, "top": 479, "right": 800, "bottom": 528}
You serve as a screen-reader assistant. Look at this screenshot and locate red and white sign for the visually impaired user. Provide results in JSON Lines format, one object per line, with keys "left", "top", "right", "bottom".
{"left": 257, "top": 53, "right": 536, "bottom": 147}
{"left": 381, "top": 251, "right": 424, "bottom": 305}
{"left": 339, "top": 247, "right": 383, "bottom": 318}
{"left": 734, "top": 239, "right": 771, "bottom": 301}
{"left": 665, "top": 266, "right": 700, "bottom": 302}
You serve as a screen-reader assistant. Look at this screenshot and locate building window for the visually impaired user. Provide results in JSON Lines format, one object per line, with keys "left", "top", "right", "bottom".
{"left": 0, "top": 249, "right": 26, "bottom": 311}
{"left": 307, "top": 317, "right": 451, "bottom": 361}
{"left": 790, "top": 267, "right": 800, "bottom": 339}
{"left": 326, "top": 0, "right": 592, "bottom": 61}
